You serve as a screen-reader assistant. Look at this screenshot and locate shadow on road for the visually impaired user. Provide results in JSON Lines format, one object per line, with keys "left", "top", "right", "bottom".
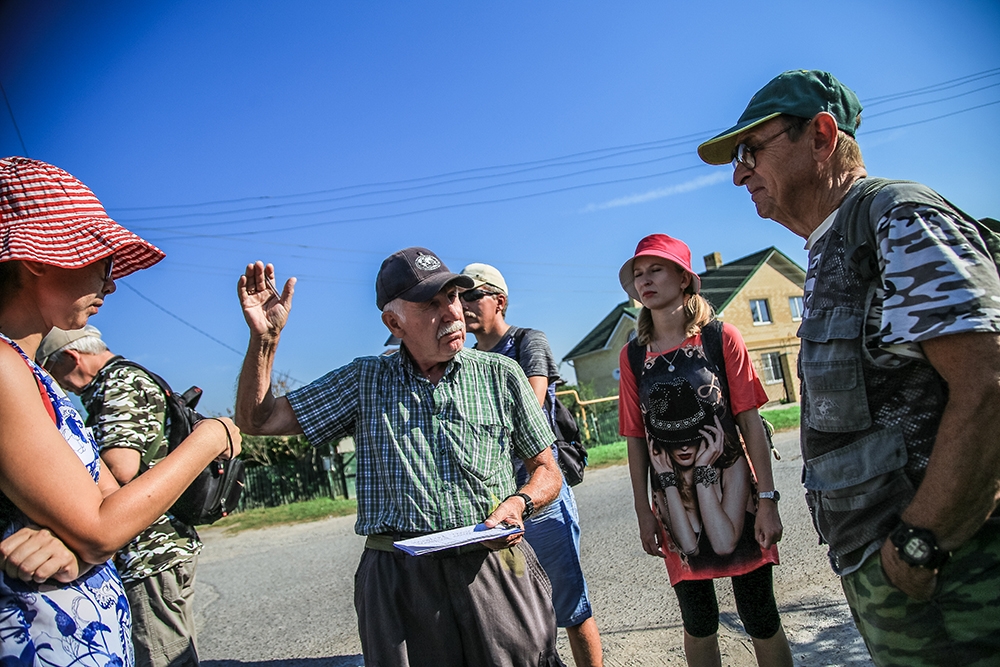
{"left": 204, "top": 658, "right": 364, "bottom": 667}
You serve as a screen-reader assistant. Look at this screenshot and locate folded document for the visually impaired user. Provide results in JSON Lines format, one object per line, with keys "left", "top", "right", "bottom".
{"left": 393, "top": 523, "right": 523, "bottom": 556}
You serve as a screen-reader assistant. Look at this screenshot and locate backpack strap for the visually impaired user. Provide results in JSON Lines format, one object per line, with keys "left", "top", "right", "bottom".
{"left": 626, "top": 337, "right": 645, "bottom": 385}
{"left": 87, "top": 357, "right": 172, "bottom": 467}
{"left": 840, "top": 177, "right": 999, "bottom": 282}
{"left": 510, "top": 327, "right": 528, "bottom": 364}
{"left": 699, "top": 319, "right": 728, "bottom": 404}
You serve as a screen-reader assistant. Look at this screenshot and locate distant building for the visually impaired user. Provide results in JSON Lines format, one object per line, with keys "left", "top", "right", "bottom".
{"left": 564, "top": 247, "right": 805, "bottom": 404}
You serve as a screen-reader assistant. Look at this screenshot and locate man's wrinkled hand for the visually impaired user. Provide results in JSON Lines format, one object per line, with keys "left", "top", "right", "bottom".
{"left": 880, "top": 539, "right": 937, "bottom": 601}
{"left": 482, "top": 497, "right": 526, "bottom": 550}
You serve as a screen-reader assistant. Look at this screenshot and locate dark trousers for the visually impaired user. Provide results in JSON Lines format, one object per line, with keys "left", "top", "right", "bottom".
{"left": 355, "top": 541, "right": 565, "bottom": 667}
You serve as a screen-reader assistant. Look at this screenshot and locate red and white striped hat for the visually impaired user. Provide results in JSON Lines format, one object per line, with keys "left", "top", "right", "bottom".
{"left": 0, "top": 157, "right": 164, "bottom": 279}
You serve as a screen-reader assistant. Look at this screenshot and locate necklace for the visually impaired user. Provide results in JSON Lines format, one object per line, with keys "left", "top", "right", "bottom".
{"left": 647, "top": 339, "right": 686, "bottom": 372}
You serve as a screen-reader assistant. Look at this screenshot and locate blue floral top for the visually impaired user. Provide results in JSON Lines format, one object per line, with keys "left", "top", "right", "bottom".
{"left": 0, "top": 335, "right": 132, "bottom": 667}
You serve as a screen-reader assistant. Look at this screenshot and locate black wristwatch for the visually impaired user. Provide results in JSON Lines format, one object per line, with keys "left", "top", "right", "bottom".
{"left": 758, "top": 490, "right": 780, "bottom": 502}
{"left": 889, "top": 521, "right": 950, "bottom": 570}
{"left": 510, "top": 492, "right": 534, "bottom": 520}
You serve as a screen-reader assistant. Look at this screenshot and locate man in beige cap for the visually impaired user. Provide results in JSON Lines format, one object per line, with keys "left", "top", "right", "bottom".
{"left": 461, "top": 262, "right": 604, "bottom": 667}
{"left": 38, "top": 326, "right": 203, "bottom": 667}
{"left": 697, "top": 69, "right": 1000, "bottom": 665}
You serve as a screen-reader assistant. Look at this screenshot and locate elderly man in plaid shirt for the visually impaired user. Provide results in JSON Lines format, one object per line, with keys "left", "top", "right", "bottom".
{"left": 235, "top": 247, "right": 566, "bottom": 667}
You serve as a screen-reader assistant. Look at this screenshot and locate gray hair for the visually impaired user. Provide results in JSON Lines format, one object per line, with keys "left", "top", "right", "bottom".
{"left": 46, "top": 335, "right": 108, "bottom": 367}
{"left": 382, "top": 297, "right": 407, "bottom": 324}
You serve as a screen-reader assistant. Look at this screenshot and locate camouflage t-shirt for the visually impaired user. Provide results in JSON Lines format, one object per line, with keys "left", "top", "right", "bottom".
{"left": 865, "top": 203, "right": 1000, "bottom": 366}
{"left": 81, "top": 358, "right": 202, "bottom": 584}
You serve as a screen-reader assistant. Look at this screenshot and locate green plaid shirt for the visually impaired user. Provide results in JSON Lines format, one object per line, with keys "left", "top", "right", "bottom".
{"left": 286, "top": 346, "right": 554, "bottom": 535}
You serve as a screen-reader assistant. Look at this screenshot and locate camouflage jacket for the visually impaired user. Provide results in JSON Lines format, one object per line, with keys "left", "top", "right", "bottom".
{"left": 81, "top": 356, "right": 202, "bottom": 583}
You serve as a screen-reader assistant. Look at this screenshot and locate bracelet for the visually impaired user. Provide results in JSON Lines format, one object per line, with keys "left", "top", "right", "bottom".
{"left": 693, "top": 465, "right": 720, "bottom": 487}
{"left": 657, "top": 471, "right": 678, "bottom": 490}
{"left": 209, "top": 418, "right": 234, "bottom": 459}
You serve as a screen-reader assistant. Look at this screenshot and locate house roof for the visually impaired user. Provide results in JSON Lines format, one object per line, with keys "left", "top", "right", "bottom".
{"left": 563, "top": 246, "right": 804, "bottom": 361}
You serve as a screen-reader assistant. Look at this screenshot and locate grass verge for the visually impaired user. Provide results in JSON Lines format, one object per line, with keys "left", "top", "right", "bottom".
{"left": 216, "top": 407, "right": 800, "bottom": 533}
{"left": 761, "top": 404, "right": 800, "bottom": 432}
{"left": 213, "top": 496, "right": 357, "bottom": 534}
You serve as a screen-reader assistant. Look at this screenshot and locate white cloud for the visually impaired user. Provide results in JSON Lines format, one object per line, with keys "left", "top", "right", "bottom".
{"left": 579, "top": 171, "right": 729, "bottom": 213}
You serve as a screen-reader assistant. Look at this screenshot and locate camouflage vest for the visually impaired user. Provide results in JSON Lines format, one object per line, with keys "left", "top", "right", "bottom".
{"left": 798, "top": 179, "right": 956, "bottom": 575}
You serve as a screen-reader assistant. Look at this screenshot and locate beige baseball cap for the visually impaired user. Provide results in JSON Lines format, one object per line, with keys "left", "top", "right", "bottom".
{"left": 37, "top": 325, "right": 103, "bottom": 367}
{"left": 460, "top": 263, "right": 508, "bottom": 295}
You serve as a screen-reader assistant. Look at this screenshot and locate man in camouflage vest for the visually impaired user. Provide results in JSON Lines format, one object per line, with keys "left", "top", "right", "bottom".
{"left": 38, "top": 325, "right": 202, "bottom": 667}
{"left": 697, "top": 69, "right": 1000, "bottom": 666}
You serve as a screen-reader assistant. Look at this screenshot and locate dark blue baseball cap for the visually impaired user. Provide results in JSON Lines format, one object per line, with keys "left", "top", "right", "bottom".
{"left": 375, "top": 247, "right": 474, "bottom": 310}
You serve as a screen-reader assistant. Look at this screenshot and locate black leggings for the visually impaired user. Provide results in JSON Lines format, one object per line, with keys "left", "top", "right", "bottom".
{"left": 672, "top": 564, "right": 781, "bottom": 639}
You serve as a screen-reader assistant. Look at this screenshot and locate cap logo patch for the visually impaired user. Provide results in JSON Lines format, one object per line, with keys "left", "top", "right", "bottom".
{"left": 414, "top": 254, "right": 441, "bottom": 272}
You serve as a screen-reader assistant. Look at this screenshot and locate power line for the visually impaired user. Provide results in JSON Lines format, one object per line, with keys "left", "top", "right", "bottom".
{"left": 117, "top": 141, "right": 697, "bottom": 224}
{"left": 0, "top": 80, "right": 28, "bottom": 157}
{"left": 864, "top": 67, "right": 1000, "bottom": 106}
{"left": 120, "top": 282, "right": 306, "bottom": 387}
{"left": 112, "top": 130, "right": 717, "bottom": 212}
{"left": 127, "top": 148, "right": 694, "bottom": 229}
{"left": 141, "top": 163, "right": 709, "bottom": 238}
{"left": 864, "top": 82, "right": 1000, "bottom": 119}
{"left": 863, "top": 99, "right": 1000, "bottom": 134}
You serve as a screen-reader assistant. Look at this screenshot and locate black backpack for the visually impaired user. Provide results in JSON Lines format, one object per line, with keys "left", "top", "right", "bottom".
{"left": 88, "top": 358, "right": 245, "bottom": 526}
{"left": 626, "top": 320, "right": 778, "bottom": 459}
{"left": 511, "top": 329, "right": 588, "bottom": 486}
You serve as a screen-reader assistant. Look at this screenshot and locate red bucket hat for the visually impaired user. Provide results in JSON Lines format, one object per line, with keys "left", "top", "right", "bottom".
{"left": 619, "top": 233, "right": 701, "bottom": 301}
{"left": 0, "top": 157, "right": 164, "bottom": 279}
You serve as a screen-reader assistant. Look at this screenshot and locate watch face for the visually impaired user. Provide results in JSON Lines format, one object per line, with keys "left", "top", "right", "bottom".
{"left": 903, "top": 538, "right": 931, "bottom": 564}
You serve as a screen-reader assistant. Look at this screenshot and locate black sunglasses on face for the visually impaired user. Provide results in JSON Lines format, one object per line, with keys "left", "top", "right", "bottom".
{"left": 460, "top": 288, "right": 500, "bottom": 302}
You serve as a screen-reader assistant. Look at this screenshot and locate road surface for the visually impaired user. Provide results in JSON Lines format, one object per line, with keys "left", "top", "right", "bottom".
{"left": 194, "top": 429, "right": 874, "bottom": 666}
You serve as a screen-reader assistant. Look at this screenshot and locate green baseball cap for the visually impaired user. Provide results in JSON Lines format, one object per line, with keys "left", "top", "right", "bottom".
{"left": 697, "top": 70, "right": 863, "bottom": 165}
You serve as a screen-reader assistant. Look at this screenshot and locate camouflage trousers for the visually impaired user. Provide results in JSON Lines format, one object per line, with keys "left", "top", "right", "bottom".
{"left": 841, "top": 521, "right": 1000, "bottom": 667}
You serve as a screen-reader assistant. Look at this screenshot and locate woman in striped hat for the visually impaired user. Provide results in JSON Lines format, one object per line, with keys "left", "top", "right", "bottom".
{"left": 0, "top": 157, "right": 241, "bottom": 667}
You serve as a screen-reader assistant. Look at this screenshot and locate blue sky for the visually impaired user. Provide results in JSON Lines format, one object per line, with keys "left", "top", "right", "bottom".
{"left": 2, "top": 1, "right": 999, "bottom": 415}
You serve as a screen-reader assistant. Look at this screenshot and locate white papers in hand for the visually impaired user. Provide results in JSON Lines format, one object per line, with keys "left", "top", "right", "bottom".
{"left": 393, "top": 523, "right": 523, "bottom": 556}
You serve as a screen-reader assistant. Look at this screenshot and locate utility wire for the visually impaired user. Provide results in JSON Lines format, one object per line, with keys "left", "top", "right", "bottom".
{"left": 118, "top": 141, "right": 696, "bottom": 223}
{"left": 121, "top": 282, "right": 246, "bottom": 356}
{"left": 864, "top": 82, "right": 1000, "bottom": 119}
{"left": 141, "top": 163, "right": 709, "bottom": 238}
{"left": 120, "top": 282, "right": 305, "bottom": 387}
{"left": 864, "top": 68, "right": 1000, "bottom": 106}
{"left": 863, "top": 99, "right": 1000, "bottom": 134}
{"left": 0, "top": 80, "right": 28, "bottom": 157}
{"left": 113, "top": 68, "right": 1000, "bottom": 218}
{"left": 113, "top": 131, "right": 716, "bottom": 212}
{"left": 128, "top": 148, "right": 693, "bottom": 229}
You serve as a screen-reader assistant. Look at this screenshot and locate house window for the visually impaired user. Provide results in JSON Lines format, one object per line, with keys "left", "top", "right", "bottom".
{"left": 760, "top": 352, "right": 784, "bottom": 384}
{"left": 749, "top": 299, "right": 772, "bottom": 325}
{"left": 789, "top": 296, "right": 804, "bottom": 320}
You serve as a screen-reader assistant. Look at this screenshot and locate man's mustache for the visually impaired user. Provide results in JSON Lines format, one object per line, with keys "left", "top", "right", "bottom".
{"left": 437, "top": 321, "right": 465, "bottom": 339}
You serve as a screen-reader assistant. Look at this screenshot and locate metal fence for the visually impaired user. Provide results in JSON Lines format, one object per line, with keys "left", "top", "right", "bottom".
{"left": 237, "top": 448, "right": 356, "bottom": 511}
{"left": 556, "top": 390, "right": 621, "bottom": 447}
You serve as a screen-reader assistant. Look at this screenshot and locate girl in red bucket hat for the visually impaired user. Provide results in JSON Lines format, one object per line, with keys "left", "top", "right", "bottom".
{"left": 617, "top": 233, "right": 793, "bottom": 666}
{"left": 0, "top": 157, "right": 241, "bottom": 667}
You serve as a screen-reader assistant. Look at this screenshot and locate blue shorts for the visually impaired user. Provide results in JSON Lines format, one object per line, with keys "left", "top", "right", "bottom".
{"left": 523, "top": 480, "right": 593, "bottom": 627}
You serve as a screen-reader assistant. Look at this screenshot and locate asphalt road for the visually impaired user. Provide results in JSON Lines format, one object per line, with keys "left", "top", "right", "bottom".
{"left": 194, "top": 429, "right": 874, "bottom": 667}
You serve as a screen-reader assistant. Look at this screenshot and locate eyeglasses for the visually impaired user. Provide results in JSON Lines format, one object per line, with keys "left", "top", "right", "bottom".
{"left": 731, "top": 123, "right": 796, "bottom": 171}
{"left": 102, "top": 255, "right": 115, "bottom": 282}
{"left": 460, "top": 288, "right": 501, "bottom": 302}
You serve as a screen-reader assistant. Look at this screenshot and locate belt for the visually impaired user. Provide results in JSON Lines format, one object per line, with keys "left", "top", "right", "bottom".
{"left": 364, "top": 534, "right": 492, "bottom": 559}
